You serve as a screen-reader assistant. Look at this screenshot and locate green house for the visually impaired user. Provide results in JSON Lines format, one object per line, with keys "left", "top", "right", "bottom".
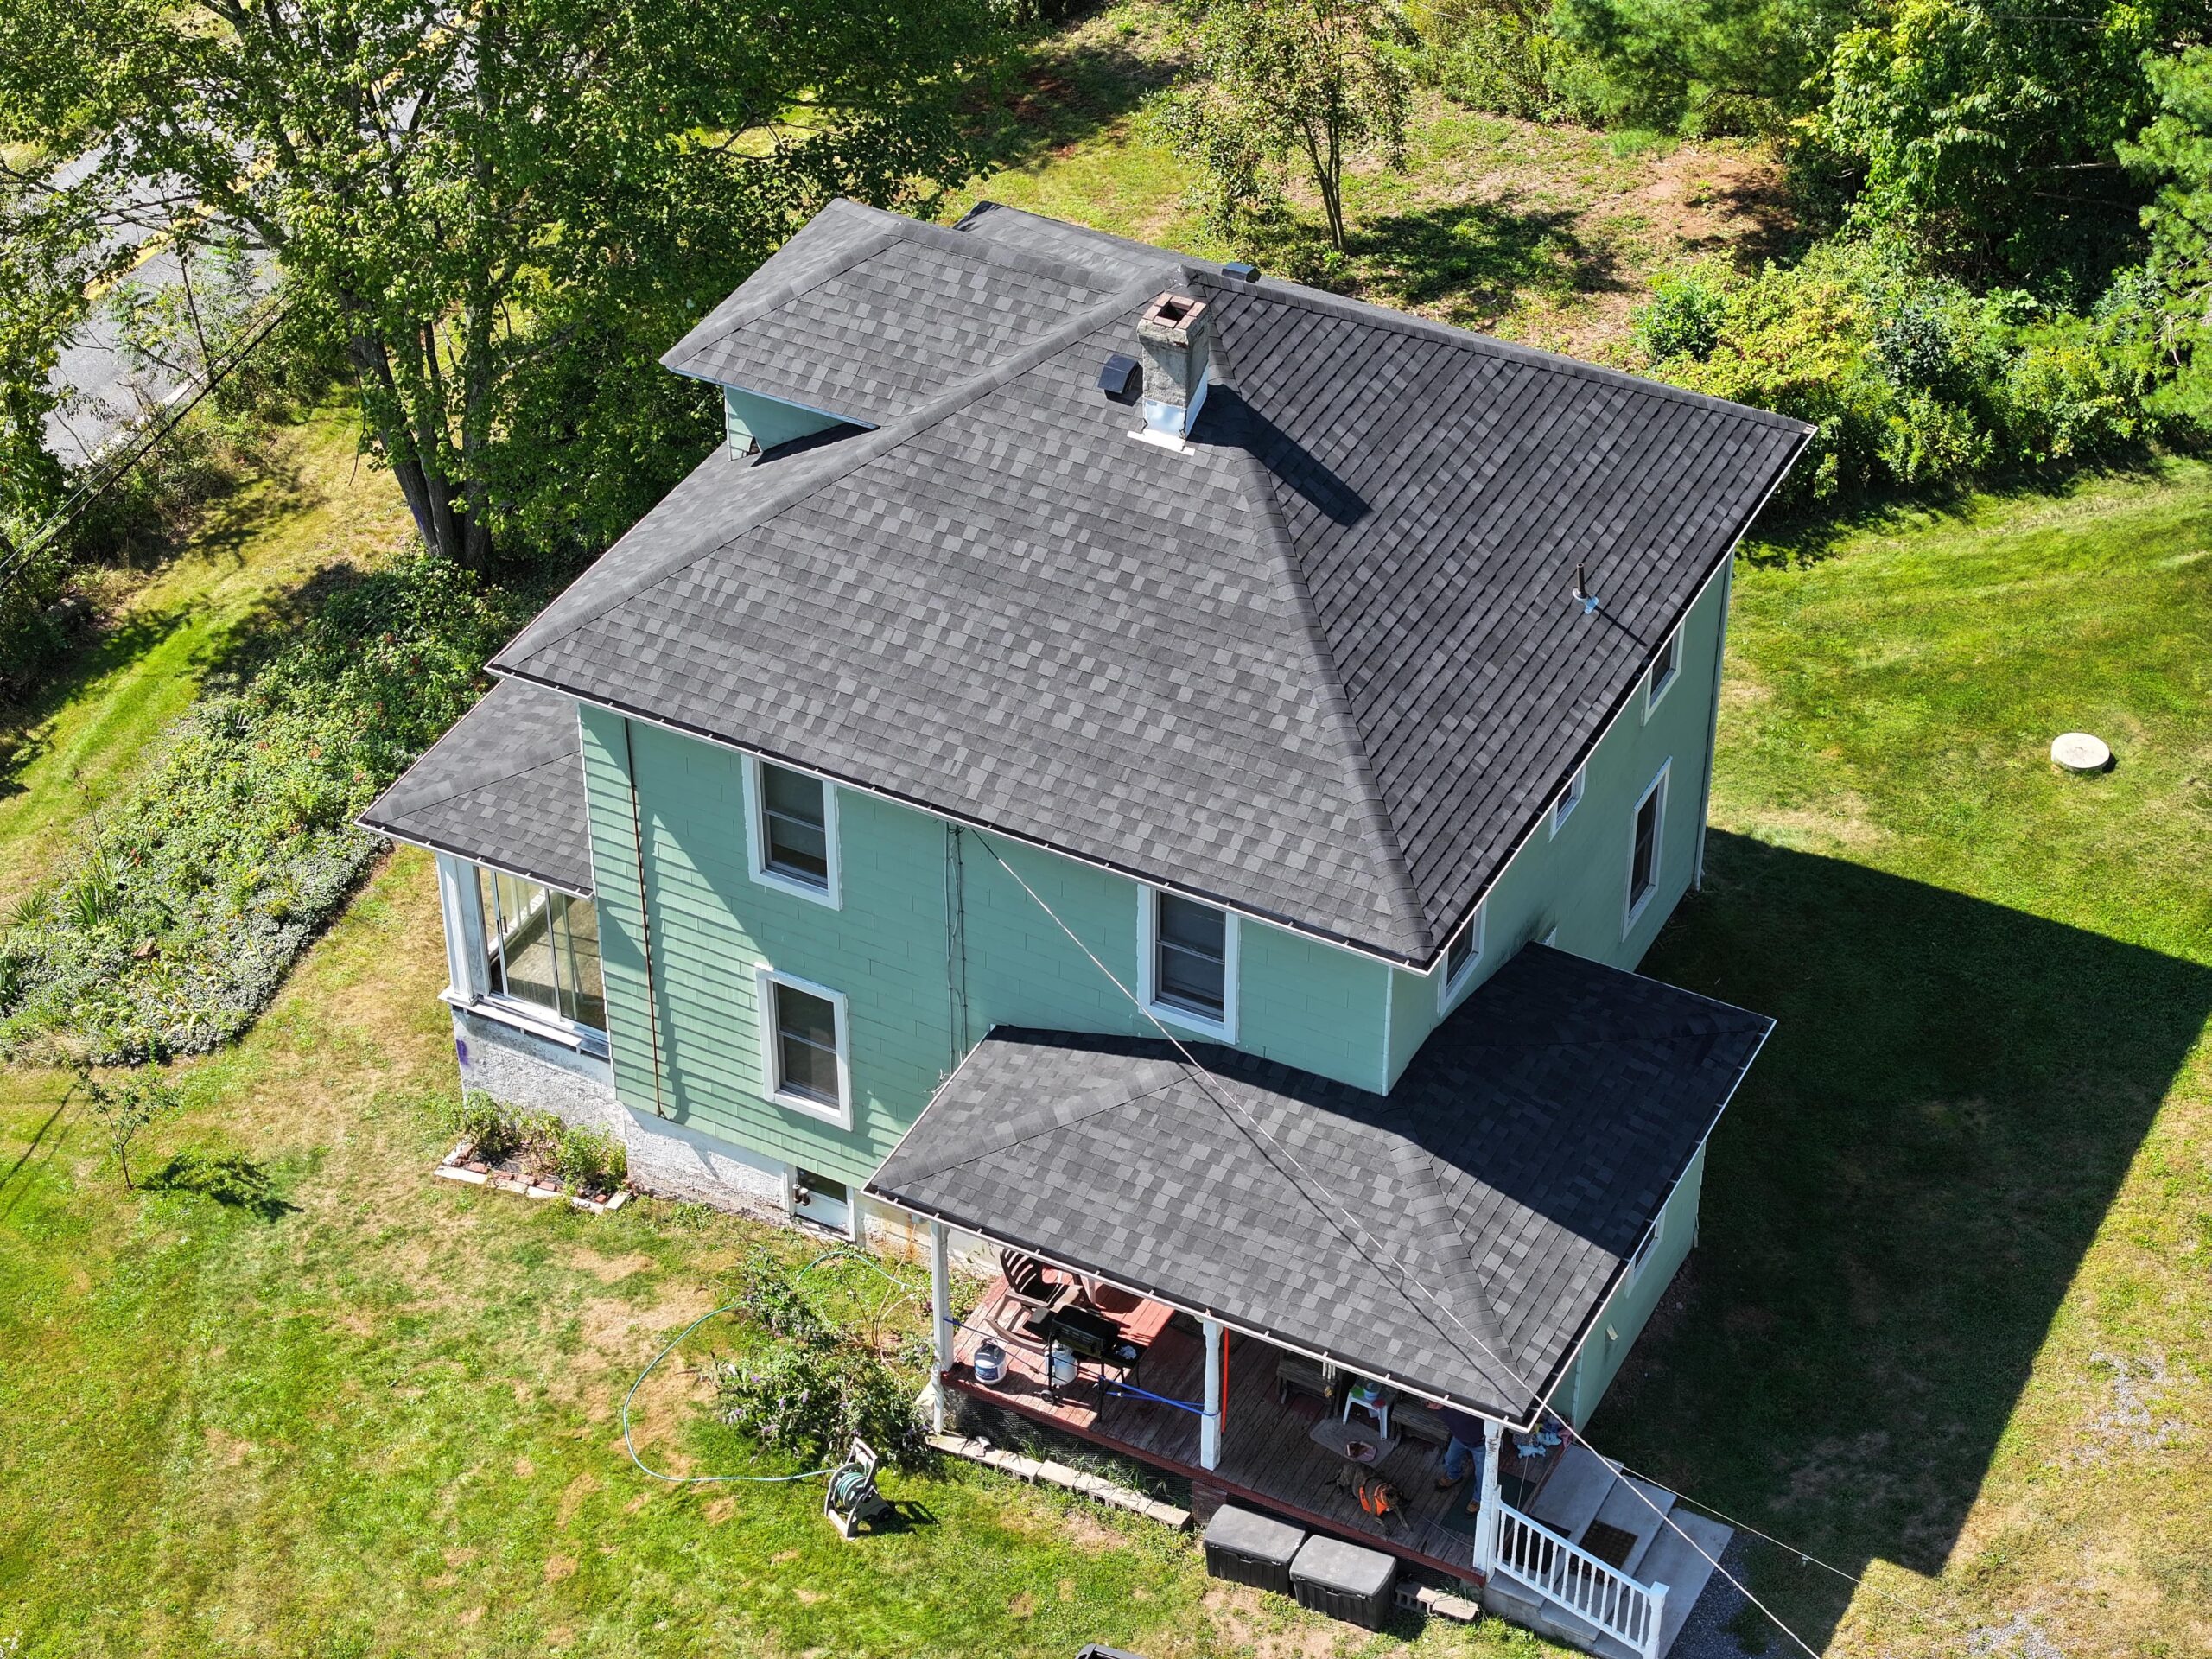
{"left": 364, "top": 200, "right": 1806, "bottom": 1656}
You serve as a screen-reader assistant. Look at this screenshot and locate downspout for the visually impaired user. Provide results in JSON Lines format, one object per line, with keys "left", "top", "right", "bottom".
{"left": 621, "top": 719, "right": 669, "bottom": 1120}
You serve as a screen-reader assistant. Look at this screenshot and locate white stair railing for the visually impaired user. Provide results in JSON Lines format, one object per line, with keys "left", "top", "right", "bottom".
{"left": 1492, "top": 1503, "right": 1669, "bottom": 1659}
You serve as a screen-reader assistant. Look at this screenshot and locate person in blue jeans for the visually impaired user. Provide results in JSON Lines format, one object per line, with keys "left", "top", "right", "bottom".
{"left": 1424, "top": 1399, "right": 1491, "bottom": 1513}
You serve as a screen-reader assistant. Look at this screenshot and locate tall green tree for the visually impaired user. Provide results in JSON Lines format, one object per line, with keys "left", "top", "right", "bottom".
{"left": 2118, "top": 46, "right": 2212, "bottom": 420}
{"left": 1551, "top": 0, "right": 1850, "bottom": 134}
{"left": 0, "top": 0, "right": 1001, "bottom": 569}
{"left": 1815, "top": 0, "right": 2202, "bottom": 294}
{"left": 1154, "top": 0, "right": 1413, "bottom": 255}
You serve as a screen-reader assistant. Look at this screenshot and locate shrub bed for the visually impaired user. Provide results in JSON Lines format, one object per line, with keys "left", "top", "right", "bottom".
{"left": 0, "top": 555, "right": 531, "bottom": 1062}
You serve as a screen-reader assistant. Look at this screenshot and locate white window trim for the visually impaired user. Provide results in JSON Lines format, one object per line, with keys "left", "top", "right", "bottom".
{"left": 744, "top": 754, "right": 842, "bottom": 909}
{"left": 1644, "top": 626, "right": 1682, "bottom": 719}
{"left": 1437, "top": 899, "right": 1487, "bottom": 1014}
{"left": 785, "top": 1165, "right": 860, "bottom": 1240}
{"left": 1136, "top": 887, "right": 1239, "bottom": 1044}
{"left": 754, "top": 965, "right": 853, "bottom": 1130}
{"left": 1549, "top": 762, "right": 1586, "bottom": 838}
{"left": 1626, "top": 1207, "right": 1666, "bottom": 1287}
{"left": 1623, "top": 760, "right": 1671, "bottom": 937}
{"left": 448, "top": 856, "right": 608, "bottom": 1052}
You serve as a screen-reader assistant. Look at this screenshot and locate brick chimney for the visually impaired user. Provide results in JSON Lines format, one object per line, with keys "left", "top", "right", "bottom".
{"left": 1135, "top": 291, "right": 1212, "bottom": 442}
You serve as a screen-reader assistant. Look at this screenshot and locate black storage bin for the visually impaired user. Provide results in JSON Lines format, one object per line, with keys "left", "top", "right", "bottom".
{"left": 1203, "top": 1503, "right": 1306, "bottom": 1595}
{"left": 1288, "top": 1534, "right": 1397, "bottom": 1629}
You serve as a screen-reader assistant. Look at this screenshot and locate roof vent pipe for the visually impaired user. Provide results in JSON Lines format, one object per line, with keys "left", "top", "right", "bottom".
{"left": 1135, "top": 291, "right": 1212, "bottom": 442}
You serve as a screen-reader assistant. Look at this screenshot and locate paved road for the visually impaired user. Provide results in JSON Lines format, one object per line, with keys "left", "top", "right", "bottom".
{"left": 40, "top": 156, "right": 270, "bottom": 467}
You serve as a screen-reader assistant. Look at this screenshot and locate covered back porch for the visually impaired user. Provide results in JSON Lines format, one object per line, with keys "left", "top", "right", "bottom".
{"left": 869, "top": 946, "right": 1772, "bottom": 1659}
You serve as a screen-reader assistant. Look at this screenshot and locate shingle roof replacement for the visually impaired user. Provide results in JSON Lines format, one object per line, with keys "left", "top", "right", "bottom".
{"left": 866, "top": 944, "right": 1773, "bottom": 1422}
{"left": 493, "top": 200, "right": 1809, "bottom": 963}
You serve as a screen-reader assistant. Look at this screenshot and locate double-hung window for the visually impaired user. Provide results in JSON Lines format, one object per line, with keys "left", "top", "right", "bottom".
{"left": 1438, "top": 899, "right": 1486, "bottom": 1014}
{"left": 757, "top": 968, "right": 850, "bottom": 1127}
{"left": 1645, "top": 626, "right": 1682, "bottom": 715}
{"left": 1142, "top": 890, "right": 1237, "bottom": 1039}
{"left": 747, "top": 758, "right": 840, "bottom": 906}
{"left": 1624, "top": 762, "right": 1669, "bottom": 931}
{"left": 476, "top": 868, "right": 606, "bottom": 1033}
{"left": 1550, "top": 762, "right": 1586, "bottom": 837}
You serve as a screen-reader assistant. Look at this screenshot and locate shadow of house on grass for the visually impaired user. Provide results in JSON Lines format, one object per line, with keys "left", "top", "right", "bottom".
{"left": 1595, "top": 831, "right": 2212, "bottom": 1649}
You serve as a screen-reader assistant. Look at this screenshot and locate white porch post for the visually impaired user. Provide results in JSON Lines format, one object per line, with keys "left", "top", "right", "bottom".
{"left": 928, "top": 1219, "right": 953, "bottom": 1434}
{"left": 1472, "top": 1418, "right": 1505, "bottom": 1577}
{"left": 1199, "top": 1318, "right": 1224, "bottom": 1471}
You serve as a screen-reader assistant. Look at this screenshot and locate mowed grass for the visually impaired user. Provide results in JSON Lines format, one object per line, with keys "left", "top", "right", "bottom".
{"left": 1605, "top": 464, "right": 2212, "bottom": 1656}
{"left": 951, "top": 1, "right": 1790, "bottom": 357}
{"left": 0, "top": 847, "right": 1540, "bottom": 1659}
{"left": 0, "top": 411, "right": 414, "bottom": 907}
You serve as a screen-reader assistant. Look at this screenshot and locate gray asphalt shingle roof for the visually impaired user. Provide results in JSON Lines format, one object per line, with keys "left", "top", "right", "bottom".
{"left": 866, "top": 944, "right": 1772, "bottom": 1423}
{"left": 359, "top": 677, "right": 594, "bottom": 896}
{"left": 494, "top": 200, "right": 1810, "bottom": 963}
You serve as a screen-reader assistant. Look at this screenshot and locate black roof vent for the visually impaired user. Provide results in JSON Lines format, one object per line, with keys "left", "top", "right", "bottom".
{"left": 1222, "top": 261, "right": 1260, "bottom": 283}
{"left": 1096, "top": 352, "right": 1140, "bottom": 400}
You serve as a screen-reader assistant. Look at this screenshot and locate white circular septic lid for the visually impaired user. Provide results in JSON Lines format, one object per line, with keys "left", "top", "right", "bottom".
{"left": 2051, "top": 732, "right": 2112, "bottom": 773}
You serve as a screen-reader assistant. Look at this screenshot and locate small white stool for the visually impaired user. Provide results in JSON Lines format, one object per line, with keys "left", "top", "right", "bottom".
{"left": 1342, "top": 1379, "right": 1392, "bottom": 1440}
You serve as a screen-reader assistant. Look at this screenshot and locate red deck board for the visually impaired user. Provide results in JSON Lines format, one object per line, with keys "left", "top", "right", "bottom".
{"left": 952, "top": 1281, "right": 1484, "bottom": 1585}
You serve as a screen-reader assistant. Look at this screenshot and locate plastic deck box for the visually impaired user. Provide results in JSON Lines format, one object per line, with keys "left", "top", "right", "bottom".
{"left": 1288, "top": 1534, "right": 1398, "bottom": 1629}
{"left": 1202, "top": 1503, "right": 1306, "bottom": 1595}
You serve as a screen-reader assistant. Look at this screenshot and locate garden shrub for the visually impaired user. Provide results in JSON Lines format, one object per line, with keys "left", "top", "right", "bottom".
{"left": 728, "top": 1246, "right": 836, "bottom": 1348}
{"left": 1636, "top": 242, "right": 2177, "bottom": 511}
{"left": 711, "top": 1250, "right": 928, "bottom": 1467}
{"left": 0, "top": 555, "right": 531, "bottom": 1062}
{"left": 715, "top": 1341, "right": 928, "bottom": 1470}
{"left": 444, "top": 1093, "right": 628, "bottom": 1195}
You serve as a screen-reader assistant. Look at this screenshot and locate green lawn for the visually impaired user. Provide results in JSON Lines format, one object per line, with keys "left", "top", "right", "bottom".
{"left": 952, "top": 2, "right": 1790, "bottom": 359}
{"left": 3, "top": 455, "right": 2207, "bottom": 1657}
{"left": 0, "top": 413, "right": 414, "bottom": 908}
{"left": 1607, "top": 464, "right": 2212, "bottom": 1657}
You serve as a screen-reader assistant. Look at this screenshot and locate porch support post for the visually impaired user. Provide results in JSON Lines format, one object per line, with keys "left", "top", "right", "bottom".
{"left": 1199, "top": 1317, "right": 1224, "bottom": 1471}
{"left": 928, "top": 1219, "right": 953, "bottom": 1434}
{"left": 1472, "top": 1418, "right": 1504, "bottom": 1578}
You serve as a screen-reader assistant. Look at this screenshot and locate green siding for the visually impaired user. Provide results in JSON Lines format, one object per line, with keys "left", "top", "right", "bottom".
{"left": 722, "top": 387, "right": 847, "bottom": 456}
{"left": 1561, "top": 1142, "right": 1707, "bottom": 1428}
{"left": 1382, "top": 565, "right": 1732, "bottom": 1087}
{"left": 575, "top": 558, "right": 1734, "bottom": 1212}
{"left": 578, "top": 714, "right": 1397, "bottom": 1190}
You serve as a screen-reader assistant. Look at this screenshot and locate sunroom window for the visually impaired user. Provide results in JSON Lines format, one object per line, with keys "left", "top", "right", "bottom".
{"left": 476, "top": 869, "right": 605, "bottom": 1030}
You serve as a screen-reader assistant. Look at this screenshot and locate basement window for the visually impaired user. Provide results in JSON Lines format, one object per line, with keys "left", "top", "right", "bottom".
{"left": 758, "top": 968, "right": 851, "bottom": 1128}
{"left": 747, "top": 757, "right": 841, "bottom": 906}
{"left": 1645, "top": 626, "right": 1682, "bottom": 716}
{"left": 1550, "top": 763, "right": 1586, "bottom": 837}
{"left": 1142, "top": 889, "right": 1238, "bottom": 1039}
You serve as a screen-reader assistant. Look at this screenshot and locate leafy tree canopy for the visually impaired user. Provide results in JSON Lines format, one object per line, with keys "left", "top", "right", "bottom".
{"left": 2119, "top": 45, "right": 2212, "bottom": 419}
{"left": 1815, "top": 0, "right": 2202, "bottom": 296}
{"left": 0, "top": 0, "right": 1005, "bottom": 569}
{"left": 1154, "top": 0, "right": 1414, "bottom": 255}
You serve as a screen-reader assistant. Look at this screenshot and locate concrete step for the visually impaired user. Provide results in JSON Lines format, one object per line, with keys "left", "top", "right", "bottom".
{"left": 1523, "top": 1443, "right": 1622, "bottom": 1541}
{"left": 1591, "top": 1472, "right": 1678, "bottom": 1578}
{"left": 1634, "top": 1507, "right": 1734, "bottom": 1657}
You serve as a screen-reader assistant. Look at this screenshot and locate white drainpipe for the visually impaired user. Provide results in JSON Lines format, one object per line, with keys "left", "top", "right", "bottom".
{"left": 928, "top": 1219, "right": 953, "bottom": 1434}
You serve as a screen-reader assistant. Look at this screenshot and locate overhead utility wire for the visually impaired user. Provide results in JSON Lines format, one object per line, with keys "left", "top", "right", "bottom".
{"left": 0, "top": 288, "right": 290, "bottom": 598}
{"left": 968, "top": 829, "right": 1875, "bottom": 1659}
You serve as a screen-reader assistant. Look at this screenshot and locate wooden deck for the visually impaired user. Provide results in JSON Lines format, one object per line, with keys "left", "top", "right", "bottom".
{"left": 950, "top": 1281, "right": 1487, "bottom": 1583}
